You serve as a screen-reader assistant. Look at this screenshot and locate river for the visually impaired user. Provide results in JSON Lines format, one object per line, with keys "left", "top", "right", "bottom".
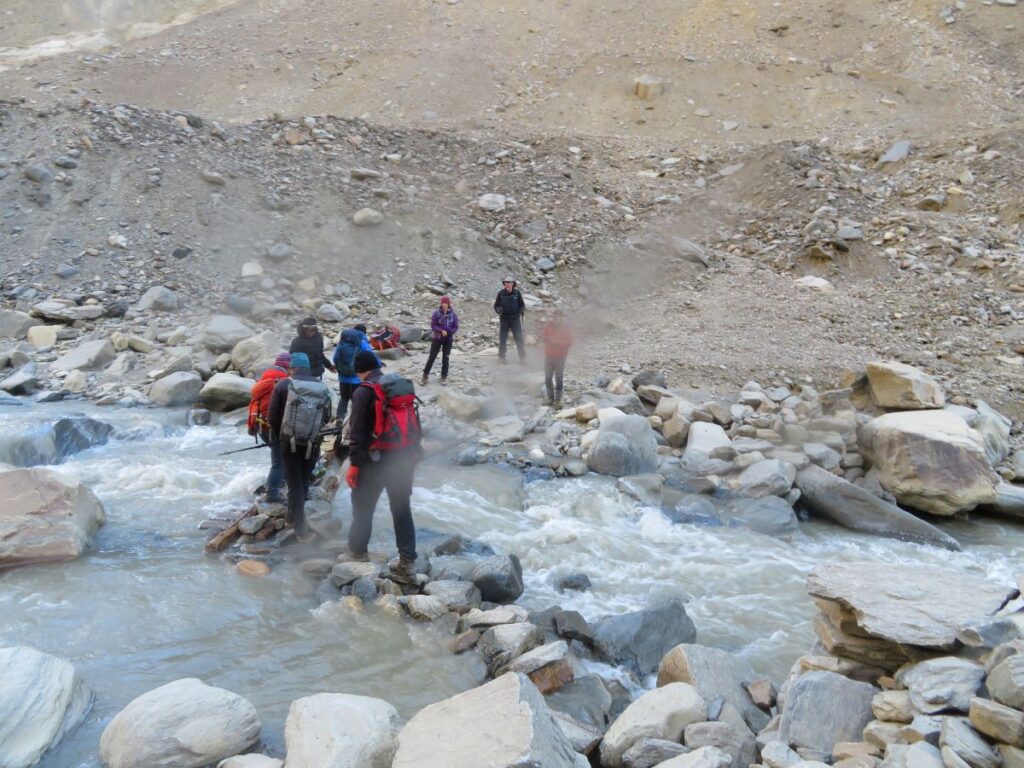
{"left": 1, "top": 401, "right": 1023, "bottom": 766}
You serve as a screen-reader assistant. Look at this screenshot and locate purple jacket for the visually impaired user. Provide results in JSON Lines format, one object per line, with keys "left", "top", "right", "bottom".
{"left": 430, "top": 308, "right": 459, "bottom": 341}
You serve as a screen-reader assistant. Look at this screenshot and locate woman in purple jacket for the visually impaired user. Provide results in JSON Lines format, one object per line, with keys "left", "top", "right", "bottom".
{"left": 422, "top": 295, "right": 459, "bottom": 385}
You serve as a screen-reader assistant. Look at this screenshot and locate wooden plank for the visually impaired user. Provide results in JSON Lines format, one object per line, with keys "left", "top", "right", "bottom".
{"left": 204, "top": 505, "right": 258, "bottom": 552}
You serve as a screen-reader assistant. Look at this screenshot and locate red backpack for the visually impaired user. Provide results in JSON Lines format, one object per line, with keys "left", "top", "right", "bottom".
{"left": 362, "top": 373, "right": 422, "bottom": 451}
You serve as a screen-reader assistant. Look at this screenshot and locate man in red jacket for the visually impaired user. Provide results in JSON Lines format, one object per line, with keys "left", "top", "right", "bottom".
{"left": 541, "top": 308, "right": 573, "bottom": 406}
{"left": 247, "top": 351, "right": 291, "bottom": 503}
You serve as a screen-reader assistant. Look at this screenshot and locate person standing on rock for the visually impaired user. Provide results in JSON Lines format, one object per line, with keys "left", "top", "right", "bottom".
{"left": 289, "top": 318, "right": 336, "bottom": 380}
{"left": 345, "top": 351, "right": 422, "bottom": 582}
{"left": 421, "top": 295, "right": 459, "bottom": 385}
{"left": 493, "top": 276, "right": 526, "bottom": 363}
{"left": 333, "top": 324, "right": 377, "bottom": 423}
{"left": 268, "top": 352, "right": 333, "bottom": 537}
{"left": 247, "top": 351, "right": 291, "bottom": 503}
{"left": 541, "top": 308, "right": 573, "bottom": 407}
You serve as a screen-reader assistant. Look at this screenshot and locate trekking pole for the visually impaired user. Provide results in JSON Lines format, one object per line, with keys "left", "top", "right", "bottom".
{"left": 216, "top": 426, "right": 342, "bottom": 457}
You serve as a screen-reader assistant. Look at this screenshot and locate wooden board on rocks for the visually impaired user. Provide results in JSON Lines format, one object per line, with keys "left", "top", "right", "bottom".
{"left": 807, "top": 563, "right": 1016, "bottom": 649}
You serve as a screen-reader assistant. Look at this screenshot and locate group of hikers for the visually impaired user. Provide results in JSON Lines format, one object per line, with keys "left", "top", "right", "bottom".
{"left": 243, "top": 277, "right": 574, "bottom": 581}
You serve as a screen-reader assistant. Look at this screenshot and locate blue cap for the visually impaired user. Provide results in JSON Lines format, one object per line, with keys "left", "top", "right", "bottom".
{"left": 290, "top": 352, "right": 310, "bottom": 369}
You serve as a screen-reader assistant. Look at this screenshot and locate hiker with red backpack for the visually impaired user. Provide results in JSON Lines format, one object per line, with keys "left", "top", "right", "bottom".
{"left": 421, "top": 295, "right": 459, "bottom": 385}
{"left": 345, "top": 350, "right": 422, "bottom": 582}
{"left": 247, "top": 351, "right": 291, "bottom": 503}
{"left": 268, "top": 352, "right": 334, "bottom": 537}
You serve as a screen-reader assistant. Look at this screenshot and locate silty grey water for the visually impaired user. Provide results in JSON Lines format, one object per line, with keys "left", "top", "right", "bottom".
{"left": 1, "top": 401, "right": 1022, "bottom": 766}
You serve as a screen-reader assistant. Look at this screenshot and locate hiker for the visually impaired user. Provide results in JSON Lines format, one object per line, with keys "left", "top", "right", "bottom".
{"left": 268, "top": 352, "right": 333, "bottom": 537}
{"left": 333, "top": 324, "right": 377, "bottom": 423}
{"left": 289, "top": 317, "right": 336, "bottom": 380}
{"left": 345, "top": 350, "right": 421, "bottom": 582}
{"left": 247, "top": 351, "right": 291, "bottom": 503}
{"left": 493, "top": 276, "right": 526, "bottom": 363}
{"left": 421, "top": 295, "right": 459, "bottom": 385}
{"left": 541, "top": 308, "right": 573, "bottom": 406}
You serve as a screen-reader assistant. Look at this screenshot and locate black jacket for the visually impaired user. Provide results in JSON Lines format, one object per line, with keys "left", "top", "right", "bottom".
{"left": 268, "top": 370, "right": 324, "bottom": 437}
{"left": 348, "top": 370, "right": 382, "bottom": 468}
{"left": 289, "top": 323, "right": 333, "bottom": 379}
{"left": 493, "top": 288, "right": 525, "bottom": 318}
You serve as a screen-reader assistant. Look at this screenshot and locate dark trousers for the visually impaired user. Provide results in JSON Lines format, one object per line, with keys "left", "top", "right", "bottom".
{"left": 499, "top": 316, "right": 526, "bottom": 361}
{"left": 338, "top": 382, "right": 357, "bottom": 423}
{"left": 545, "top": 356, "right": 566, "bottom": 400}
{"left": 423, "top": 338, "right": 452, "bottom": 378}
{"left": 264, "top": 432, "right": 284, "bottom": 500}
{"left": 349, "top": 452, "right": 417, "bottom": 560}
{"left": 281, "top": 445, "right": 317, "bottom": 534}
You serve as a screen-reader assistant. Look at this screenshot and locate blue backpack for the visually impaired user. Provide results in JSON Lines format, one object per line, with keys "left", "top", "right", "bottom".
{"left": 333, "top": 329, "right": 363, "bottom": 378}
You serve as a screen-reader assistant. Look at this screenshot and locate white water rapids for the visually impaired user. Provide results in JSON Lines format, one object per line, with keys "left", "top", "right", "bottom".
{"left": 1, "top": 402, "right": 1022, "bottom": 766}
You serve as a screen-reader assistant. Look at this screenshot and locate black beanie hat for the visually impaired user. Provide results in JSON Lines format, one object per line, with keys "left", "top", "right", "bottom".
{"left": 354, "top": 350, "right": 382, "bottom": 373}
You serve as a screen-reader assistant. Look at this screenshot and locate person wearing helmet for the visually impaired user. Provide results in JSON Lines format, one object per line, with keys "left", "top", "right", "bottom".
{"left": 493, "top": 276, "right": 526, "bottom": 363}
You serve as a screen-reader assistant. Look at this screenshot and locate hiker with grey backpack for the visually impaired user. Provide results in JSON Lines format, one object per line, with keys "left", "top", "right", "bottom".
{"left": 268, "top": 352, "right": 333, "bottom": 538}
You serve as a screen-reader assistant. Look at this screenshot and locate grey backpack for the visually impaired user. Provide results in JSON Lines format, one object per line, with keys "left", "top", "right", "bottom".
{"left": 280, "top": 379, "right": 332, "bottom": 456}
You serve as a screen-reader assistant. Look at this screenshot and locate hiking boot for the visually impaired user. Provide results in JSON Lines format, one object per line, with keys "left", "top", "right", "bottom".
{"left": 388, "top": 556, "right": 418, "bottom": 584}
{"left": 420, "top": 374, "right": 428, "bottom": 385}
{"left": 340, "top": 549, "right": 370, "bottom": 563}
{"left": 440, "top": 377, "right": 448, "bottom": 386}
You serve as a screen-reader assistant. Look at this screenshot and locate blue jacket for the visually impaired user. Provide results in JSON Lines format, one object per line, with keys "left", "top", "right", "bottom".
{"left": 334, "top": 332, "right": 376, "bottom": 385}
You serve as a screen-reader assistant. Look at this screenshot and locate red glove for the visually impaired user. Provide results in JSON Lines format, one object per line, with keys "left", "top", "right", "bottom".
{"left": 345, "top": 465, "right": 360, "bottom": 489}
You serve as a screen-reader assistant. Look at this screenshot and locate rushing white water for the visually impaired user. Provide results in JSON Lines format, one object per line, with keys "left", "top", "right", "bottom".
{"left": 1, "top": 401, "right": 1023, "bottom": 766}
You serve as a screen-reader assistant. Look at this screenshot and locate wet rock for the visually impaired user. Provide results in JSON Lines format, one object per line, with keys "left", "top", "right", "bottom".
{"left": 508, "top": 640, "right": 574, "bottom": 693}
{"left": 423, "top": 579, "right": 482, "bottom": 612}
{"left": 0, "top": 416, "right": 113, "bottom": 468}
{"left": 807, "top": 563, "right": 1014, "bottom": 649}
{"left": 866, "top": 363, "right": 945, "bottom": 410}
{"left": 0, "top": 646, "right": 92, "bottom": 768}
{"left": 795, "top": 465, "right": 960, "bottom": 550}
{"left": 135, "top": 286, "right": 180, "bottom": 312}
{"left": 657, "top": 643, "right": 770, "bottom": 732}
{"left": 622, "top": 738, "right": 689, "bottom": 768}
{"left": 405, "top": 595, "right": 448, "bottom": 621}
{"left": 199, "top": 373, "right": 255, "bottom": 412}
{"left": 479, "top": 623, "right": 540, "bottom": 671}
{"left": 0, "top": 363, "right": 40, "bottom": 395}
{"left": 669, "top": 494, "right": 719, "bottom": 528}
{"left": 859, "top": 411, "right": 998, "bottom": 516}
{"left": 720, "top": 495, "right": 799, "bottom": 536}
{"left": 0, "top": 468, "right": 105, "bottom": 569}
{"left": 99, "top": 678, "right": 260, "bottom": 768}
{"left": 939, "top": 718, "right": 999, "bottom": 768}
{"left": 987, "top": 655, "right": 1024, "bottom": 710}
{"left": 470, "top": 554, "right": 524, "bottom": 603}
{"left": 588, "top": 413, "right": 658, "bottom": 477}
{"left": 52, "top": 339, "right": 115, "bottom": 372}
{"left": 896, "top": 657, "right": 985, "bottom": 714}
{"left": 284, "top": 692, "right": 400, "bottom": 768}
{"left": 238, "top": 515, "right": 269, "bottom": 535}
{"left": 149, "top": 371, "right": 203, "bottom": 407}
{"left": 392, "top": 673, "right": 578, "bottom": 768}
{"left": 554, "top": 609, "right": 594, "bottom": 645}
{"left": 599, "top": 683, "right": 707, "bottom": 767}
{"left": 0, "top": 309, "right": 36, "bottom": 339}
{"left": 733, "top": 459, "right": 796, "bottom": 497}
{"left": 330, "top": 561, "right": 380, "bottom": 587}
{"left": 779, "top": 671, "right": 878, "bottom": 759}
{"left": 458, "top": 604, "right": 530, "bottom": 630}
{"left": 557, "top": 572, "right": 592, "bottom": 593}
{"left": 546, "top": 675, "right": 620, "bottom": 731}
{"left": 594, "top": 599, "right": 697, "bottom": 677}
{"left": 968, "top": 697, "right": 1024, "bottom": 747}
{"left": 201, "top": 315, "right": 254, "bottom": 353}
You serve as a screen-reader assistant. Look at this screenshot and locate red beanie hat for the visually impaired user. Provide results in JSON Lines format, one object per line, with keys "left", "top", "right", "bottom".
{"left": 440, "top": 295, "right": 452, "bottom": 306}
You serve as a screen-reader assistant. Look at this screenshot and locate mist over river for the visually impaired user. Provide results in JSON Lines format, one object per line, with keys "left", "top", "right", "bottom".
{"left": 2, "top": 402, "right": 1023, "bottom": 766}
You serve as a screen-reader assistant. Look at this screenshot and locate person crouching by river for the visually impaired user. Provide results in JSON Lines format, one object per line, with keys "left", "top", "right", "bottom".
{"left": 541, "top": 308, "right": 573, "bottom": 407}
{"left": 268, "top": 352, "right": 333, "bottom": 538}
{"left": 421, "top": 295, "right": 459, "bottom": 386}
{"left": 247, "top": 351, "right": 291, "bottom": 503}
{"left": 289, "top": 317, "right": 336, "bottom": 380}
{"left": 345, "top": 351, "right": 422, "bottom": 582}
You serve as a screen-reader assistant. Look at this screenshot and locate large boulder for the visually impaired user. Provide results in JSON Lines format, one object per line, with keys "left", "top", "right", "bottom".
{"left": 149, "top": 371, "right": 203, "bottom": 407}
{"left": 896, "top": 657, "right": 985, "bottom": 714}
{"left": 988, "top": 655, "right": 1024, "bottom": 710}
{"left": 778, "top": 671, "right": 877, "bottom": 759}
{"left": 683, "top": 422, "right": 731, "bottom": 467}
{"left": 230, "top": 332, "right": 282, "bottom": 378}
{"left": 0, "top": 416, "right": 114, "bottom": 468}
{"left": 0, "top": 646, "right": 92, "bottom": 768}
{"left": 135, "top": 286, "right": 180, "bottom": 312}
{"left": 391, "top": 673, "right": 578, "bottom": 768}
{"left": 859, "top": 410, "right": 998, "bottom": 515}
{"left": 587, "top": 413, "right": 658, "bottom": 477}
{"left": 593, "top": 600, "right": 697, "bottom": 677}
{"left": 201, "top": 315, "right": 253, "bottom": 353}
{"left": 52, "top": 339, "right": 115, "bottom": 372}
{"left": 806, "top": 562, "right": 1015, "bottom": 649}
{"left": 0, "top": 309, "right": 36, "bottom": 339}
{"left": 657, "top": 643, "right": 770, "bottom": 732}
{"left": 99, "top": 678, "right": 261, "bottom": 768}
{"left": 866, "top": 362, "right": 945, "bottom": 410}
{"left": 432, "top": 554, "right": 524, "bottom": 603}
{"left": 0, "top": 468, "right": 105, "bottom": 569}
{"left": 795, "top": 464, "right": 961, "bottom": 550}
{"left": 733, "top": 459, "right": 796, "bottom": 498}
{"left": 199, "top": 373, "right": 255, "bottom": 412}
{"left": 599, "top": 683, "right": 707, "bottom": 767}
{"left": 284, "top": 693, "right": 400, "bottom": 768}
